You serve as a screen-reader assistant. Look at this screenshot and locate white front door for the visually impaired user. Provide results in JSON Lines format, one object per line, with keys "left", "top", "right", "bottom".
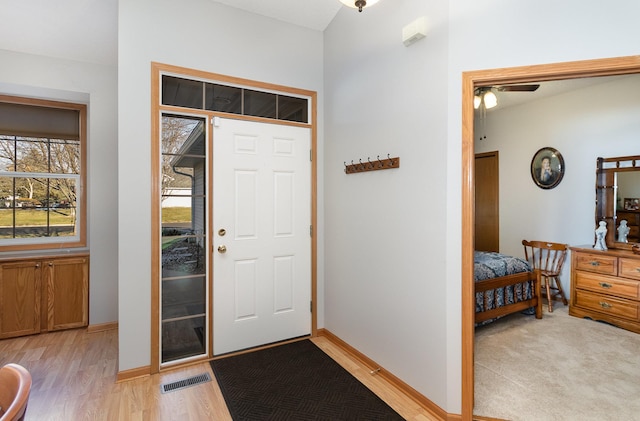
{"left": 212, "top": 118, "right": 311, "bottom": 355}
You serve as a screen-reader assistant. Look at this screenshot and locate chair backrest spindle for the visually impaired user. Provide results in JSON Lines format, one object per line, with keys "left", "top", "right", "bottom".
{"left": 522, "top": 240, "right": 568, "bottom": 277}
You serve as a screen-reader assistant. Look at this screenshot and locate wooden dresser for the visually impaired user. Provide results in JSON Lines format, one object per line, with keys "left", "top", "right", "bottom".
{"left": 569, "top": 245, "right": 640, "bottom": 333}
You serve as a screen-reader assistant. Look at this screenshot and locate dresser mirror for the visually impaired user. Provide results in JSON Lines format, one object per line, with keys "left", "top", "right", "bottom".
{"left": 595, "top": 155, "right": 640, "bottom": 250}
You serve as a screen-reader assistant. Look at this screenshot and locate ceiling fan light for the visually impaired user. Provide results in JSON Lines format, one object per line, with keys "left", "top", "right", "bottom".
{"left": 339, "top": 0, "right": 380, "bottom": 12}
{"left": 474, "top": 95, "right": 481, "bottom": 109}
{"left": 483, "top": 91, "right": 497, "bottom": 109}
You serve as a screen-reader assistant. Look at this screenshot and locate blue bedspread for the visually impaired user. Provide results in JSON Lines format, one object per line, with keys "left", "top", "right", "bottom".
{"left": 474, "top": 251, "right": 534, "bottom": 324}
{"left": 474, "top": 251, "right": 530, "bottom": 281}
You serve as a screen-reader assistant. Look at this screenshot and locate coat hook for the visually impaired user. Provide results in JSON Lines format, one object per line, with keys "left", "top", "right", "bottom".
{"left": 368, "top": 157, "right": 374, "bottom": 169}
{"left": 344, "top": 161, "right": 349, "bottom": 173}
{"left": 388, "top": 154, "right": 395, "bottom": 165}
{"left": 377, "top": 155, "right": 383, "bottom": 168}
{"left": 359, "top": 159, "right": 364, "bottom": 170}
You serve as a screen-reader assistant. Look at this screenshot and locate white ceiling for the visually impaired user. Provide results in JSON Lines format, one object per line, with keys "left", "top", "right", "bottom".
{"left": 482, "top": 75, "right": 639, "bottom": 112}
{"left": 212, "top": 0, "right": 344, "bottom": 32}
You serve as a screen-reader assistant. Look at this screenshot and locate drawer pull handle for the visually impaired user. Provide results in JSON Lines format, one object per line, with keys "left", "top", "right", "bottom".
{"left": 599, "top": 302, "right": 612, "bottom": 309}
{"left": 598, "top": 282, "right": 613, "bottom": 289}
{"left": 590, "top": 261, "right": 600, "bottom": 266}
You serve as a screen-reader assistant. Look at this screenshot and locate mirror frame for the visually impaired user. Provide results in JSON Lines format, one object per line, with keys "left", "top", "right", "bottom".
{"left": 595, "top": 154, "right": 640, "bottom": 250}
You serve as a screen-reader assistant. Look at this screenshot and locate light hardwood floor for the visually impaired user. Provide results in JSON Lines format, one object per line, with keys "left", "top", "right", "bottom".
{"left": 0, "top": 328, "right": 438, "bottom": 420}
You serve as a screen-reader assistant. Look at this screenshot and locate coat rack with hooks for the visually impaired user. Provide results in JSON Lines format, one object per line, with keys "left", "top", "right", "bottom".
{"left": 344, "top": 154, "right": 400, "bottom": 174}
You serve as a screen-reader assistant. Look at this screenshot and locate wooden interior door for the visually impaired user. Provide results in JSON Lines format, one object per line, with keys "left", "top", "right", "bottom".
{"left": 475, "top": 151, "right": 499, "bottom": 252}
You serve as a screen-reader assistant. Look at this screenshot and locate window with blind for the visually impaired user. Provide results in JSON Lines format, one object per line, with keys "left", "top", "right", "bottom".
{"left": 0, "top": 95, "right": 86, "bottom": 250}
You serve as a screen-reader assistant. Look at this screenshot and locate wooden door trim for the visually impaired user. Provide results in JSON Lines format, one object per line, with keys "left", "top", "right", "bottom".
{"left": 461, "top": 55, "right": 640, "bottom": 420}
{"left": 150, "top": 62, "right": 318, "bottom": 373}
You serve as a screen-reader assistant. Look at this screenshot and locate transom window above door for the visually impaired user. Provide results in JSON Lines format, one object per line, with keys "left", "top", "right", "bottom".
{"left": 161, "top": 75, "right": 309, "bottom": 124}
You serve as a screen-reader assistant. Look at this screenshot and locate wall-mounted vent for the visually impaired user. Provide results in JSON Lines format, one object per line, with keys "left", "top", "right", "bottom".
{"left": 160, "top": 372, "right": 211, "bottom": 394}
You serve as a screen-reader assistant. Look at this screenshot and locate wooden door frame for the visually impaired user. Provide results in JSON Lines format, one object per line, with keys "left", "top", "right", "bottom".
{"left": 150, "top": 62, "right": 318, "bottom": 373}
{"left": 461, "top": 55, "right": 640, "bottom": 420}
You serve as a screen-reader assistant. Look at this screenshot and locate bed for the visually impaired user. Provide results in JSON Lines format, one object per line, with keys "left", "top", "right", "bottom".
{"left": 474, "top": 251, "right": 543, "bottom": 325}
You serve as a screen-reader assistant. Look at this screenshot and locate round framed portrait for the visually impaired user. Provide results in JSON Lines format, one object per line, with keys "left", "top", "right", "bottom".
{"left": 530, "top": 147, "right": 564, "bottom": 189}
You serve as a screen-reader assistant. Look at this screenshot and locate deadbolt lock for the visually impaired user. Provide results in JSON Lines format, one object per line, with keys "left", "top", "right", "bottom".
{"left": 218, "top": 228, "right": 226, "bottom": 236}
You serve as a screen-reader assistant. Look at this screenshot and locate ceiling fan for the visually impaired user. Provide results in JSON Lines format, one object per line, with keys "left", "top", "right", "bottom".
{"left": 474, "top": 84, "right": 540, "bottom": 109}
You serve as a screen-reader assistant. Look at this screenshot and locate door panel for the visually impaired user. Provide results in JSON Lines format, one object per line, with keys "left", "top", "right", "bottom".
{"left": 213, "top": 118, "right": 311, "bottom": 355}
{"left": 475, "top": 151, "right": 499, "bottom": 252}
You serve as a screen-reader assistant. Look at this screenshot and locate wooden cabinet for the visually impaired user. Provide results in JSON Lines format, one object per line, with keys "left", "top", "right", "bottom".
{"left": 0, "top": 254, "right": 88, "bottom": 339}
{"left": 569, "top": 246, "right": 640, "bottom": 333}
{"left": 0, "top": 260, "right": 42, "bottom": 338}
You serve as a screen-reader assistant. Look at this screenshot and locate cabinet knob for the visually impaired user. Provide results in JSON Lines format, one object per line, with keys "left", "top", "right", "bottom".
{"left": 49, "top": 262, "right": 53, "bottom": 267}
{"left": 599, "top": 301, "right": 612, "bottom": 309}
{"left": 590, "top": 261, "right": 600, "bottom": 266}
{"left": 598, "top": 282, "right": 612, "bottom": 289}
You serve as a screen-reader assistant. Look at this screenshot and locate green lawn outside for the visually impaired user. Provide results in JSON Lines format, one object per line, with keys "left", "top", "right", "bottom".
{"left": 0, "top": 208, "right": 74, "bottom": 226}
{"left": 162, "top": 207, "right": 192, "bottom": 223}
{"left": 0, "top": 207, "right": 192, "bottom": 226}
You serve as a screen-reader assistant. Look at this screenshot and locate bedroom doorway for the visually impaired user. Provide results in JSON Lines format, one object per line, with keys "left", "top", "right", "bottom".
{"left": 461, "top": 55, "right": 640, "bottom": 420}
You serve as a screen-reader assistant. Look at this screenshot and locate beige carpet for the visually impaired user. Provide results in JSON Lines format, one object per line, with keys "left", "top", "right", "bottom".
{"left": 474, "top": 305, "right": 640, "bottom": 421}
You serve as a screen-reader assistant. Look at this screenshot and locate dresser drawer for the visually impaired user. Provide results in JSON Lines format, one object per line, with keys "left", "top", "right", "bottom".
{"left": 619, "top": 258, "right": 640, "bottom": 281}
{"left": 575, "top": 290, "right": 639, "bottom": 321}
{"left": 575, "top": 271, "right": 640, "bottom": 299}
{"left": 574, "top": 252, "right": 617, "bottom": 275}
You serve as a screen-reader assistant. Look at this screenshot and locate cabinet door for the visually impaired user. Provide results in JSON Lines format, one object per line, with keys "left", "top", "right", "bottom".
{"left": 0, "top": 261, "right": 41, "bottom": 339}
{"left": 45, "top": 257, "right": 88, "bottom": 331}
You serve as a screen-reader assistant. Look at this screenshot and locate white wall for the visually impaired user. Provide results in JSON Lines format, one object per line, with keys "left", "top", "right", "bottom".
{"left": 0, "top": 49, "right": 119, "bottom": 327}
{"left": 324, "top": 0, "right": 451, "bottom": 408}
{"left": 475, "top": 76, "right": 640, "bottom": 297}
{"left": 117, "top": 0, "right": 325, "bottom": 371}
{"left": 326, "top": 0, "right": 640, "bottom": 414}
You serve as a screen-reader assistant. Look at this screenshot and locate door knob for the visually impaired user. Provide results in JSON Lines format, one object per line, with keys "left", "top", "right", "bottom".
{"left": 218, "top": 245, "right": 227, "bottom": 254}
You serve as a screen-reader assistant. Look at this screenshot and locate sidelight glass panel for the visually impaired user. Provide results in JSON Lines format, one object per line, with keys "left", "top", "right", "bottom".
{"left": 160, "top": 114, "right": 208, "bottom": 364}
{"left": 162, "top": 316, "right": 206, "bottom": 363}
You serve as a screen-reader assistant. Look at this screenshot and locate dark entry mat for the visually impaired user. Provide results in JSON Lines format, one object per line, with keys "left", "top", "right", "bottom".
{"left": 211, "top": 340, "right": 404, "bottom": 420}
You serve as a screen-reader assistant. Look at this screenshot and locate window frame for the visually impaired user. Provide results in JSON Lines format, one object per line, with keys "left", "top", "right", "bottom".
{"left": 0, "top": 95, "right": 87, "bottom": 252}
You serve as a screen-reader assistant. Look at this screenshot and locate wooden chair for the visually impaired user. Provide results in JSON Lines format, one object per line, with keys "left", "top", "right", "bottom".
{"left": 522, "top": 240, "right": 569, "bottom": 312}
{"left": 0, "top": 363, "right": 32, "bottom": 421}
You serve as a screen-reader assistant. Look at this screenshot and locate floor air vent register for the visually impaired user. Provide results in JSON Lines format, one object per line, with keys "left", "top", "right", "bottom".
{"left": 160, "top": 372, "right": 212, "bottom": 394}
